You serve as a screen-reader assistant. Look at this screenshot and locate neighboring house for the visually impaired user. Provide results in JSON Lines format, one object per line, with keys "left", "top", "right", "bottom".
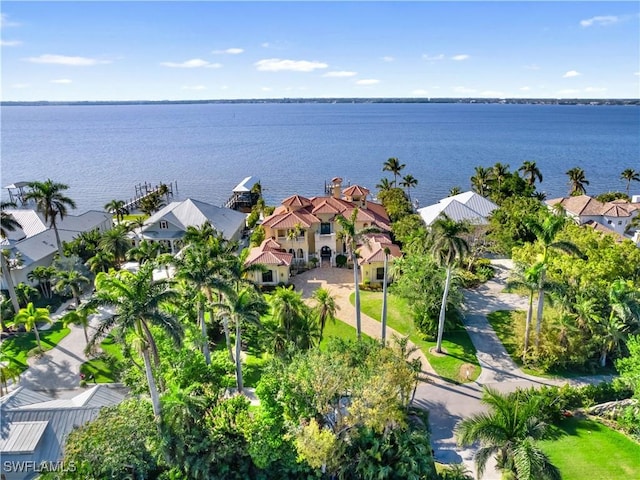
{"left": 249, "top": 178, "right": 401, "bottom": 286}
{"left": 244, "top": 238, "right": 294, "bottom": 286}
{"left": 132, "top": 198, "right": 247, "bottom": 253}
{"left": 1, "top": 210, "right": 112, "bottom": 290}
{"left": 546, "top": 195, "right": 640, "bottom": 244}
{"left": 417, "top": 191, "right": 498, "bottom": 227}
{"left": 0, "top": 385, "right": 127, "bottom": 480}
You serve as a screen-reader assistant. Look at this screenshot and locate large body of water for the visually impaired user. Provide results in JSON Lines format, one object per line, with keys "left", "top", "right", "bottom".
{"left": 1, "top": 103, "right": 638, "bottom": 212}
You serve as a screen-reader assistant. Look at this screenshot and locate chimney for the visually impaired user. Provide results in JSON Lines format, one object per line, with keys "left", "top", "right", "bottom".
{"left": 331, "top": 177, "right": 342, "bottom": 199}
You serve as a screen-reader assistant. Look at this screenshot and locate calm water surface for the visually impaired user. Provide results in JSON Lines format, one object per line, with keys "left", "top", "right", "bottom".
{"left": 2, "top": 103, "right": 638, "bottom": 211}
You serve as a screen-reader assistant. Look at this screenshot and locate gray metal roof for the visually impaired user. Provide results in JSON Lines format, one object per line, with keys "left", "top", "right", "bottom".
{"left": 232, "top": 176, "right": 260, "bottom": 193}
{"left": 0, "top": 421, "right": 48, "bottom": 453}
{"left": 418, "top": 191, "right": 497, "bottom": 226}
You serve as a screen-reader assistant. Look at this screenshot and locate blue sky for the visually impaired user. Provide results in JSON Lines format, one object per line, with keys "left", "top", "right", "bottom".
{"left": 2, "top": 1, "right": 639, "bottom": 101}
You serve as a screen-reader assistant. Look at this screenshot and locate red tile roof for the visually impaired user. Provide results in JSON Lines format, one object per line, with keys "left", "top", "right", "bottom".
{"left": 244, "top": 239, "right": 293, "bottom": 266}
{"left": 357, "top": 234, "right": 402, "bottom": 265}
{"left": 281, "top": 194, "right": 312, "bottom": 209}
{"left": 343, "top": 185, "right": 370, "bottom": 197}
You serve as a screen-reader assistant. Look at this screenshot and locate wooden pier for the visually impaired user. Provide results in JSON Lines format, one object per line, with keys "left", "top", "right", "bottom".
{"left": 123, "top": 180, "right": 177, "bottom": 212}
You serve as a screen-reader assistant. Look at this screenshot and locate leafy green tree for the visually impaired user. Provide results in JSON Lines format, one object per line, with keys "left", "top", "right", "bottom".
{"left": 0, "top": 201, "right": 21, "bottom": 315}
{"left": 312, "top": 287, "right": 338, "bottom": 343}
{"left": 382, "top": 157, "right": 406, "bottom": 186}
{"left": 13, "top": 302, "right": 52, "bottom": 353}
{"left": 519, "top": 161, "right": 544, "bottom": 186}
{"left": 63, "top": 229, "right": 102, "bottom": 262}
{"left": 267, "top": 286, "right": 319, "bottom": 354}
{"left": 566, "top": 166, "right": 589, "bottom": 196}
{"left": 104, "top": 199, "right": 129, "bottom": 223}
{"left": 616, "top": 334, "right": 640, "bottom": 397}
{"left": 86, "top": 250, "right": 115, "bottom": 273}
{"left": 429, "top": 214, "right": 469, "bottom": 353}
{"left": 85, "top": 263, "right": 183, "bottom": 416}
{"left": 15, "top": 282, "right": 40, "bottom": 307}
{"left": 377, "top": 187, "right": 413, "bottom": 223}
{"left": 620, "top": 168, "right": 640, "bottom": 196}
{"left": 456, "top": 387, "right": 560, "bottom": 480}
{"left": 488, "top": 196, "right": 544, "bottom": 255}
{"left": 24, "top": 179, "right": 77, "bottom": 255}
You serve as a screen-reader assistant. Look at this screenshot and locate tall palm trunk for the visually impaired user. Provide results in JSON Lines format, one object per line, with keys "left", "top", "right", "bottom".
{"left": 235, "top": 319, "right": 243, "bottom": 394}
{"left": 198, "top": 301, "right": 211, "bottom": 365}
{"left": 535, "top": 269, "right": 546, "bottom": 353}
{"left": 353, "top": 253, "right": 362, "bottom": 340}
{"left": 223, "top": 316, "right": 234, "bottom": 362}
{"left": 142, "top": 347, "right": 161, "bottom": 417}
{"left": 436, "top": 266, "right": 453, "bottom": 353}
{"left": 381, "top": 252, "right": 389, "bottom": 345}
{"left": 72, "top": 286, "right": 81, "bottom": 309}
{"left": 0, "top": 253, "right": 19, "bottom": 314}
{"left": 523, "top": 291, "right": 534, "bottom": 363}
{"left": 51, "top": 220, "right": 64, "bottom": 257}
{"left": 33, "top": 325, "right": 43, "bottom": 353}
{"left": 599, "top": 348, "right": 608, "bottom": 368}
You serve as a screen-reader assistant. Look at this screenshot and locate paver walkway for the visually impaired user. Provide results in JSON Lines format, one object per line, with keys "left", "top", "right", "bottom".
{"left": 291, "top": 266, "right": 437, "bottom": 379}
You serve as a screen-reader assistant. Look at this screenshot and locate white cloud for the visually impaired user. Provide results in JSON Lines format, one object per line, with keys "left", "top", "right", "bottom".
{"left": 255, "top": 58, "right": 328, "bottom": 72}
{"left": 1, "top": 13, "right": 20, "bottom": 28}
{"left": 382, "top": 56, "right": 394, "bottom": 62}
{"left": 524, "top": 64, "right": 540, "bottom": 70}
{"left": 181, "top": 85, "right": 207, "bottom": 90}
{"left": 451, "top": 54, "right": 470, "bottom": 61}
{"left": 412, "top": 89, "right": 429, "bottom": 95}
{"left": 51, "top": 78, "right": 72, "bottom": 84}
{"left": 323, "top": 71, "right": 357, "bottom": 78}
{"left": 634, "top": 72, "right": 640, "bottom": 76}
{"left": 25, "top": 54, "right": 111, "bottom": 66}
{"left": 422, "top": 54, "right": 445, "bottom": 61}
{"left": 261, "top": 42, "right": 270, "bottom": 48}
{"left": 11, "top": 83, "right": 29, "bottom": 89}
{"left": 1, "top": 40, "right": 22, "bottom": 46}
{"left": 584, "top": 87, "right": 607, "bottom": 93}
{"left": 563, "top": 70, "right": 581, "bottom": 78}
{"left": 212, "top": 48, "right": 244, "bottom": 55}
{"left": 453, "top": 86, "right": 477, "bottom": 94}
{"left": 520, "top": 86, "right": 531, "bottom": 91}
{"left": 160, "top": 59, "right": 221, "bottom": 68}
{"left": 261, "top": 87, "right": 272, "bottom": 92}
{"left": 356, "top": 79, "right": 380, "bottom": 86}
{"left": 580, "top": 15, "right": 619, "bottom": 27}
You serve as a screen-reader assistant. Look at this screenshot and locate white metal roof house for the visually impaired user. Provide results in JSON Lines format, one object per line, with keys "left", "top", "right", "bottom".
{"left": 417, "top": 191, "right": 498, "bottom": 226}
{"left": 133, "top": 198, "right": 247, "bottom": 253}
{"left": 1, "top": 210, "right": 112, "bottom": 291}
{"left": 0, "top": 385, "right": 127, "bottom": 480}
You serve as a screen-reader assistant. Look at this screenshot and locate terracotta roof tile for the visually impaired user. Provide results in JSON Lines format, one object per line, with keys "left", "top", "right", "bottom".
{"left": 281, "top": 194, "right": 312, "bottom": 208}
{"left": 356, "top": 234, "right": 402, "bottom": 265}
{"left": 601, "top": 204, "right": 631, "bottom": 217}
{"left": 343, "top": 185, "right": 370, "bottom": 197}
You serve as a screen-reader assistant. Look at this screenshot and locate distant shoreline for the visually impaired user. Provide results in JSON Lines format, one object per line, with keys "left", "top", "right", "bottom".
{"left": 2, "top": 98, "right": 639, "bottom": 107}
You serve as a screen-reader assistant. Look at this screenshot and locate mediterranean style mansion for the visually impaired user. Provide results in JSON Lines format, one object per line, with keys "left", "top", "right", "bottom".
{"left": 244, "top": 178, "right": 401, "bottom": 286}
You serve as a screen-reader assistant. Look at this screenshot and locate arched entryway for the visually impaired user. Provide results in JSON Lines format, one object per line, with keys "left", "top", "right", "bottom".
{"left": 320, "top": 246, "right": 332, "bottom": 266}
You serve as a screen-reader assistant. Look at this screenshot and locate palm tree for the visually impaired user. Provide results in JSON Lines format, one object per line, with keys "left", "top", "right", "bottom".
{"left": 492, "top": 162, "right": 510, "bottom": 190}
{"left": 1, "top": 201, "right": 21, "bottom": 314}
{"left": 519, "top": 161, "right": 543, "bottom": 186}
{"left": 85, "top": 263, "right": 183, "bottom": 417}
{"left": 13, "top": 303, "right": 52, "bottom": 353}
{"left": 24, "top": 179, "right": 77, "bottom": 256}
{"left": 62, "top": 305, "right": 96, "bottom": 344}
{"left": 269, "top": 285, "right": 318, "bottom": 352}
{"left": 448, "top": 186, "right": 462, "bottom": 197}
{"left": 507, "top": 262, "right": 544, "bottom": 363}
{"left": 15, "top": 282, "right": 40, "bottom": 307}
{"left": 86, "top": 250, "right": 116, "bottom": 274}
{"left": 400, "top": 174, "right": 418, "bottom": 202}
{"left": 27, "top": 266, "right": 56, "bottom": 299}
{"left": 526, "top": 214, "right": 583, "bottom": 352}
{"left": 429, "top": 214, "right": 469, "bottom": 353}
{"left": 215, "top": 287, "right": 267, "bottom": 394}
{"left": 0, "top": 354, "right": 22, "bottom": 396}
{"left": 104, "top": 199, "right": 129, "bottom": 223}
{"left": 456, "top": 387, "right": 560, "bottom": 480}
{"left": 375, "top": 178, "right": 393, "bottom": 193}
{"left": 139, "top": 192, "right": 165, "bottom": 216}
{"left": 53, "top": 269, "right": 90, "bottom": 309}
{"left": 470, "top": 166, "right": 491, "bottom": 197}
{"left": 620, "top": 169, "right": 640, "bottom": 196}
{"left": 381, "top": 247, "right": 390, "bottom": 345}
{"left": 174, "top": 244, "right": 232, "bottom": 365}
{"left": 382, "top": 157, "right": 406, "bottom": 186}
{"left": 312, "top": 287, "right": 339, "bottom": 343}
{"left": 566, "top": 167, "right": 589, "bottom": 196}
{"left": 336, "top": 208, "right": 379, "bottom": 340}
{"left": 99, "top": 225, "right": 131, "bottom": 267}
{"left": 126, "top": 240, "right": 163, "bottom": 265}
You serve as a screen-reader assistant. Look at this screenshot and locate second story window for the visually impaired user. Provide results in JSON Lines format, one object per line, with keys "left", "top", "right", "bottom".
{"left": 159, "top": 220, "right": 169, "bottom": 229}
{"left": 320, "top": 222, "right": 331, "bottom": 235}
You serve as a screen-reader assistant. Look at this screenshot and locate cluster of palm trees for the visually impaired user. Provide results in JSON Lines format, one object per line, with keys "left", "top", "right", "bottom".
{"left": 470, "top": 161, "right": 543, "bottom": 201}
{"left": 379, "top": 157, "right": 419, "bottom": 201}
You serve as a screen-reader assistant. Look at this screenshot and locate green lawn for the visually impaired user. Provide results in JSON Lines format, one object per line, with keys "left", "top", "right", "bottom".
{"left": 80, "top": 335, "right": 124, "bottom": 383}
{"left": 539, "top": 417, "right": 640, "bottom": 480}
{"left": 319, "top": 317, "right": 360, "bottom": 350}
{"left": 354, "top": 291, "right": 480, "bottom": 383}
{"left": 2, "top": 322, "right": 70, "bottom": 372}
